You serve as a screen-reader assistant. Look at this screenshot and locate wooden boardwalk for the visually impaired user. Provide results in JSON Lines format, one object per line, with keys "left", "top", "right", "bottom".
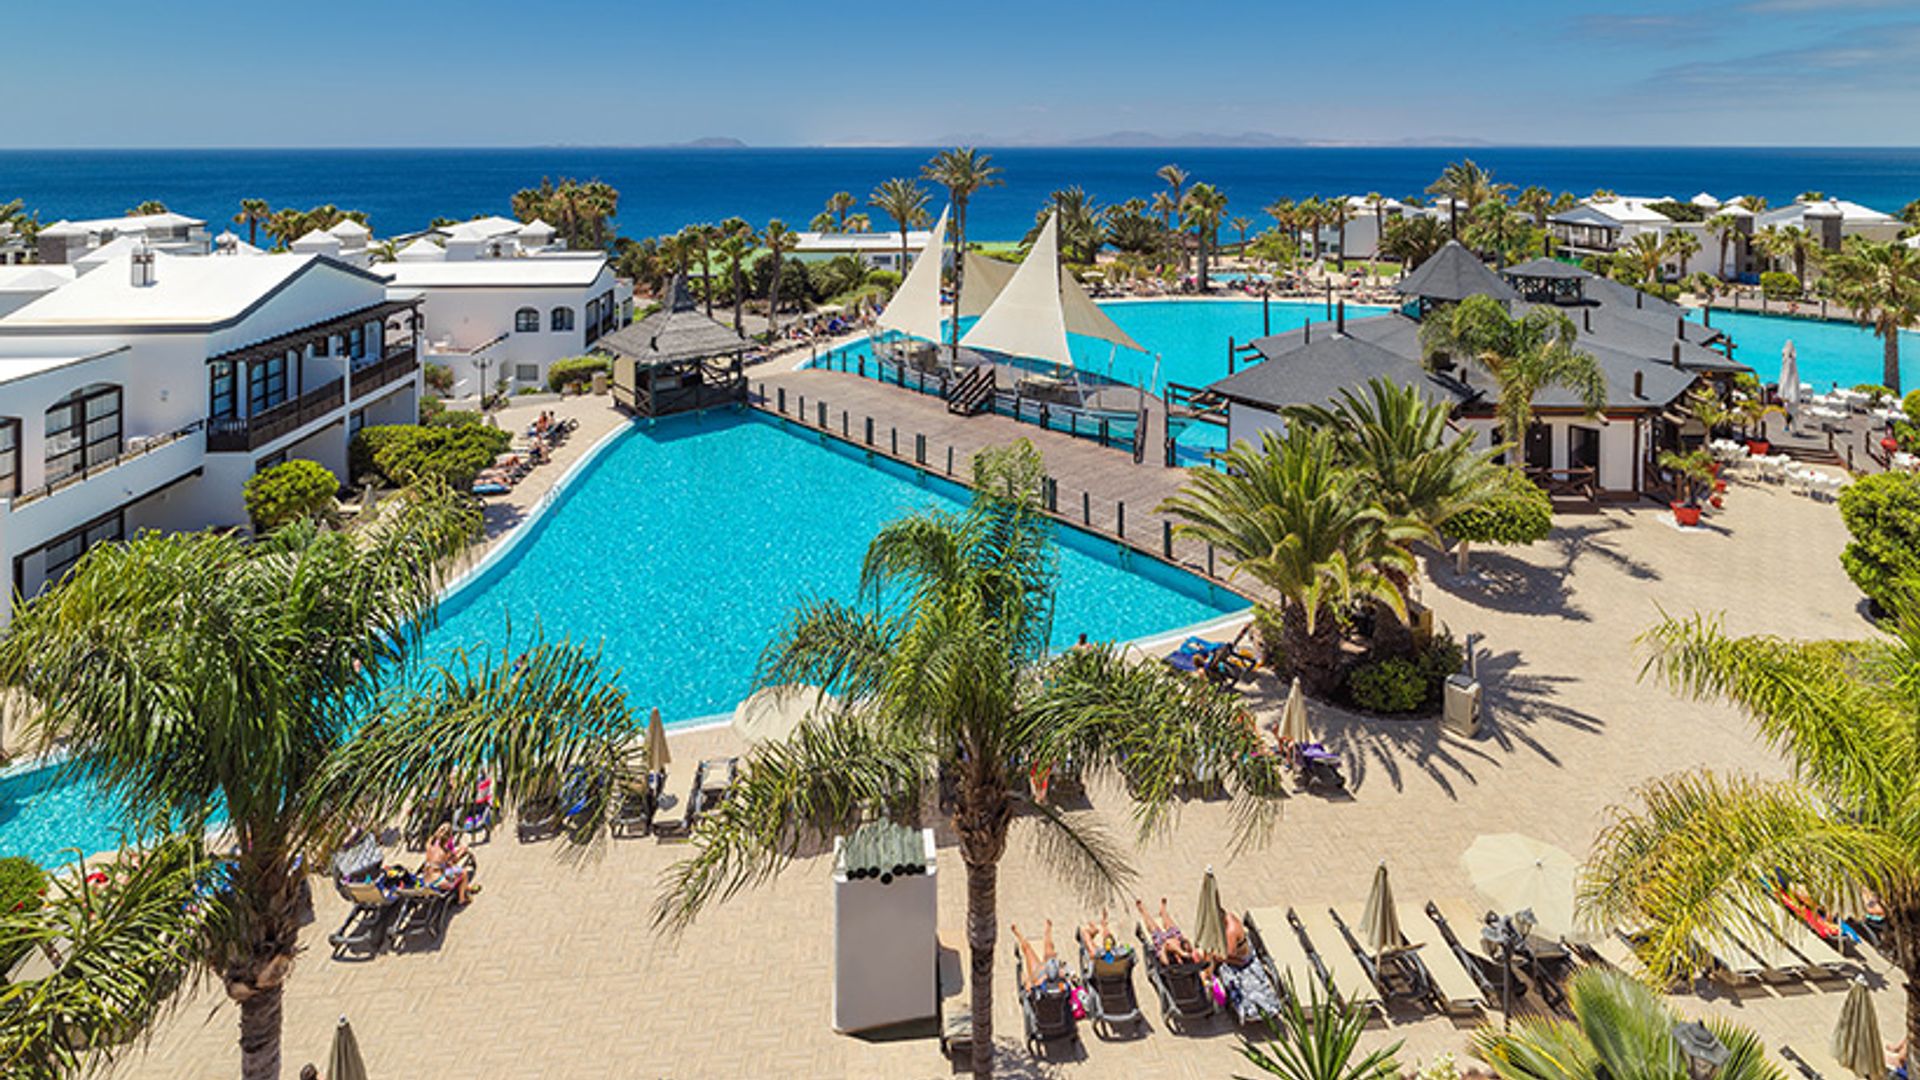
{"left": 749, "top": 365, "right": 1254, "bottom": 603}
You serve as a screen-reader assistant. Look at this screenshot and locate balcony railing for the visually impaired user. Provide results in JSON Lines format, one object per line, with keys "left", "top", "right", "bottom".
{"left": 12, "top": 422, "right": 204, "bottom": 509}
{"left": 351, "top": 342, "right": 419, "bottom": 398}
{"left": 207, "top": 377, "right": 345, "bottom": 453}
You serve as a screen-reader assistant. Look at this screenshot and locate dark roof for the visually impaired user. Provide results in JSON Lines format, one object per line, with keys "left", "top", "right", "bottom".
{"left": 1500, "top": 257, "right": 1593, "bottom": 281}
{"left": 596, "top": 275, "right": 751, "bottom": 366}
{"left": 1394, "top": 241, "right": 1519, "bottom": 305}
{"left": 1212, "top": 323, "right": 1472, "bottom": 413}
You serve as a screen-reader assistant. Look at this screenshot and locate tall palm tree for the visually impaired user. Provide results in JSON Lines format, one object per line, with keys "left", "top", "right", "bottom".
{"left": 1737, "top": 194, "right": 1770, "bottom": 214}
{"left": 1161, "top": 428, "right": 1427, "bottom": 694}
{"left": 654, "top": 442, "right": 1286, "bottom": 1080}
{"left": 717, "top": 217, "right": 758, "bottom": 336}
{"left": 1427, "top": 159, "right": 1510, "bottom": 238}
{"left": 1515, "top": 186, "right": 1553, "bottom": 230}
{"left": 687, "top": 223, "right": 718, "bottom": 316}
{"left": 1662, "top": 229, "right": 1702, "bottom": 282}
{"left": 1295, "top": 197, "right": 1324, "bottom": 269}
{"left": 1024, "top": 187, "right": 1108, "bottom": 265}
{"left": 1181, "top": 183, "right": 1229, "bottom": 291}
{"left": 1363, "top": 192, "right": 1389, "bottom": 271}
{"left": 1474, "top": 967, "right": 1783, "bottom": 1080}
{"left": 1419, "top": 294, "right": 1607, "bottom": 450}
{"left": 1156, "top": 164, "right": 1188, "bottom": 219}
{"left": 1705, "top": 212, "right": 1740, "bottom": 279}
{"left": 922, "top": 148, "right": 1005, "bottom": 360}
{"left": 1621, "top": 232, "right": 1669, "bottom": 286}
{"left": 869, "top": 177, "right": 931, "bottom": 282}
{"left": 233, "top": 198, "right": 271, "bottom": 247}
{"left": 1380, "top": 215, "right": 1446, "bottom": 269}
{"left": 811, "top": 190, "right": 858, "bottom": 232}
{"left": 1823, "top": 236, "right": 1920, "bottom": 393}
{"left": 1580, "top": 602, "right": 1920, "bottom": 1053}
{"left": 1322, "top": 197, "right": 1356, "bottom": 269}
{"left": 1264, "top": 198, "right": 1299, "bottom": 267}
{"left": 762, "top": 218, "right": 798, "bottom": 337}
{"left": 1464, "top": 200, "right": 1530, "bottom": 269}
{"left": 0, "top": 493, "right": 638, "bottom": 1080}
{"left": 1229, "top": 215, "right": 1254, "bottom": 251}
{"left": 1758, "top": 224, "right": 1819, "bottom": 289}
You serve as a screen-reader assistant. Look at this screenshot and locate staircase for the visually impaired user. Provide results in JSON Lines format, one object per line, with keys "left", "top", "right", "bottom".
{"left": 946, "top": 365, "right": 996, "bottom": 416}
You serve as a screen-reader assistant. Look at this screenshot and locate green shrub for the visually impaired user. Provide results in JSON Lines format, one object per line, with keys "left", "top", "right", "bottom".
{"left": 1760, "top": 271, "right": 1801, "bottom": 300}
{"left": 351, "top": 423, "right": 510, "bottom": 490}
{"left": 1252, "top": 604, "right": 1287, "bottom": 671}
{"left": 864, "top": 268, "right": 902, "bottom": 293}
{"left": 425, "top": 406, "right": 487, "bottom": 430}
{"left": 1840, "top": 471, "right": 1920, "bottom": 613}
{"left": 1448, "top": 467, "right": 1552, "bottom": 547}
{"left": 242, "top": 460, "right": 338, "bottom": 530}
{"left": 423, "top": 362, "right": 454, "bottom": 394}
{"left": 0, "top": 856, "right": 45, "bottom": 915}
{"left": 1853, "top": 384, "right": 1892, "bottom": 406}
{"left": 1903, "top": 389, "right": 1920, "bottom": 425}
{"left": 1415, "top": 632, "right": 1465, "bottom": 695}
{"left": 547, "top": 355, "right": 610, "bottom": 393}
{"left": 1348, "top": 656, "right": 1427, "bottom": 713}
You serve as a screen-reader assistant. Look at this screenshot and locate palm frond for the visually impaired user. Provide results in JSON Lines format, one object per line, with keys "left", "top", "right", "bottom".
{"left": 1236, "top": 973, "right": 1401, "bottom": 1080}
{"left": 1011, "top": 792, "right": 1135, "bottom": 904}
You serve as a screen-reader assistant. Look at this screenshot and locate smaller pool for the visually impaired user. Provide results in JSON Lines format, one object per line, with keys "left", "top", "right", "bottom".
{"left": 0, "top": 759, "right": 140, "bottom": 869}
{"left": 1690, "top": 308, "right": 1915, "bottom": 391}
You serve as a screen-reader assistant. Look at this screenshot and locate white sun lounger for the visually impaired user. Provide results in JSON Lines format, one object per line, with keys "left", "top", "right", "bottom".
{"left": 1397, "top": 902, "right": 1484, "bottom": 1015}
{"left": 1740, "top": 903, "right": 1850, "bottom": 979}
{"left": 1294, "top": 906, "right": 1382, "bottom": 1014}
{"left": 1584, "top": 929, "right": 1647, "bottom": 978}
{"left": 1246, "top": 905, "right": 1316, "bottom": 1007}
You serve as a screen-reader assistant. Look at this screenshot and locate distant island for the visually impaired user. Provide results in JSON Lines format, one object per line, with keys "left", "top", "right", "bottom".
{"left": 659, "top": 136, "right": 748, "bottom": 149}
{"left": 923, "top": 130, "right": 1495, "bottom": 149}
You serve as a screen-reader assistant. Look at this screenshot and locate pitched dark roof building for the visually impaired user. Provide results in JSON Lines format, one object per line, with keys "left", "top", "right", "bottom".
{"left": 596, "top": 275, "right": 751, "bottom": 368}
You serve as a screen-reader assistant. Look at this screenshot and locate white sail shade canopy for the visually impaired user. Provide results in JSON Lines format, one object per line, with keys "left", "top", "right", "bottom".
{"left": 874, "top": 206, "right": 949, "bottom": 344}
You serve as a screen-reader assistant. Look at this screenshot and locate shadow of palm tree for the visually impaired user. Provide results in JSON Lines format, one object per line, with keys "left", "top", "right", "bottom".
{"left": 1426, "top": 550, "right": 1590, "bottom": 621}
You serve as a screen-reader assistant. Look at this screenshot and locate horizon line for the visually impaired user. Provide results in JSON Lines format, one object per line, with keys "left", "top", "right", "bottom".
{"left": 4, "top": 142, "right": 1920, "bottom": 152}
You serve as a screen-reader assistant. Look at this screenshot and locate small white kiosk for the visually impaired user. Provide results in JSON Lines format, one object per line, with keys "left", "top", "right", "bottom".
{"left": 832, "top": 822, "right": 938, "bottom": 1033}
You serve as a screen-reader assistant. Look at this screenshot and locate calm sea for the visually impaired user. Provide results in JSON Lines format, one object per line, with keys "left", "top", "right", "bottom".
{"left": 3, "top": 146, "right": 1917, "bottom": 243}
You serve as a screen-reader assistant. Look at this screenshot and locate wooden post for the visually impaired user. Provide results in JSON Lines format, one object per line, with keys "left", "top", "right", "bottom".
{"left": 891, "top": 428, "right": 898, "bottom": 455}
{"left": 1228, "top": 335, "right": 1236, "bottom": 376}
{"left": 915, "top": 433, "right": 926, "bottom": 465}
{"left": 1082, "top": 491, "right": 1090, "bottom": 525}
{"left": 777, "top": 387, "right": 786, "bottom": 414}
{"left": 817, "top": 401, "right": 827, "bottom": 428}
{"left": 1162, "top": 520, "right": 1172, "bottom": 558}
{"left": 1207, "top": 544, "right": 1215, "bottom": 577}
{"left": 947, "top": 445, "right": 954, "bottom": 474}
{"left": 1100, "top": 417, "right": 1110, "bottom": 447}
{"left": 1263, "top": 292, "right": 1271, "bottom": 336}
{"left": 857, "top": 357, "right": 865, "bottom": 378}
{"left": 1117, "top": 501, "right": 1126, "bottom": 538}
{"left": 842, "top": 410, "right": 849, "bottom": 437}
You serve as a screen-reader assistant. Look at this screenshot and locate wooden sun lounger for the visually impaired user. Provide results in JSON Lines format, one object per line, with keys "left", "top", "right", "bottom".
{"left": 1245, "top": 906, "right": 1316, "bottom": 1007}
{"left": 1712, "top": 909, "right": 1811, "bottom": 982}
{"left": 1398, "top": 902, "right": 1484, "bottom": 1015}
{"left": 1583, "top": 928, "right": 1647, "bottom": 978}
{"left": 1293, "top": 906, "right": 1382, "bottom": 1013}
{"left": 1743, "top": 902, "right": 1850, "bottom": 978}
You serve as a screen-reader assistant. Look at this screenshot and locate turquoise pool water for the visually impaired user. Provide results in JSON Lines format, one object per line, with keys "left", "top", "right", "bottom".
{"left": 1690, "top": 308, "right": 1915, "bottom": 391}
{"left": 0, "top": 411, "right": 1245, "bottom": 866}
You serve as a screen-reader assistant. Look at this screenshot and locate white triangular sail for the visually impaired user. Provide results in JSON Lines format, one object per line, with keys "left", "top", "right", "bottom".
{"left": 957, "top": 250, "right": 1016, "bottom": 319}
{"left": 875, "top": 206, "right": 949, "bottom": 343}
{"left": 961, "top": 213, "right": 1074, "bottom": 368}
{"left": 1060, "top": 267, "right": 1146, "bottom": 353}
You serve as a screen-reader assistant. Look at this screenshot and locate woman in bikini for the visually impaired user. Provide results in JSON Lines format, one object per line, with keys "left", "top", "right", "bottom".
{"left": 421, "top": 824, "right": 478, "bottom": 905}
{"left": 1135, "top": 897, "right": 1197, "bottom": 967}
{"left": 1011, "top": 921, "right": 1068, "bottom": 998}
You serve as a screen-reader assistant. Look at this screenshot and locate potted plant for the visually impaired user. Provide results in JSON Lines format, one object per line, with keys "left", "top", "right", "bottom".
{"left": 1659, "top": 448, "right": 1717, "bottom": 526}
{"left": 1729, "top": 374, "right": 1785, "bottom": 454}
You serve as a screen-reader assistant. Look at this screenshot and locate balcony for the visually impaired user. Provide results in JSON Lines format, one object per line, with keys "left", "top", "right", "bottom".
{"left": 7, "top": 426, "right": 205, "bottom": 552}
{"left": 351, "top": 342, "right": 419, "bottom": 398}
{"left": 12, "top": 423, "right": 204, "bottom": 511}
{"left": 207, "top": 377, "right": 345, "bottom": 453}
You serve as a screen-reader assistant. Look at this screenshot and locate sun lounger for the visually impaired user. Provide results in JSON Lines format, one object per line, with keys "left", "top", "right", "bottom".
{"left": 1327, "top": 905, "right": 1434, "bottom": 1007}
{"left": 327, "top": 881, "right": 398, "bottom": 960}
{"left": 1422, "top": 901, "right": 1501, "bottom": 1002}
{"left": 1579, "top": 928, "right": 1647, "bottom": 979}
{"left": 1075, "top": 939, "right": 1143, "bottom": 1037}
{"left": 514, "top": 777, "right": 563, "bottom": 842}
{"left": 1133, "top": 923, "right": 1217, "bottom": 1031}
{"left": 387, "top": 882, "right": 455, "bottom": 952}
{"left": 1014, "top": 945, "right": 1079, "bottom": 1056}
{"left": 1743, "top": 901, "right": 1850, "bottom": 979}
{"left": 1245, "top": 906, "right": 1315, "bottom": 1009}
{"left": 651, "top": 757, "right": 738, "bottom": 838}
{"left": 1292, "top": 907, "right": 1382, "bottom": 1015}
{"left": 610, "top": 771, "right": 661, "bottom": 838}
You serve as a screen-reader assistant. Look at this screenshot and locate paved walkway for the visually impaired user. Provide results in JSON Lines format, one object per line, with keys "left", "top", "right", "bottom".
{"left": 111, "top": 401, "right": 1895, "bottom": 1078}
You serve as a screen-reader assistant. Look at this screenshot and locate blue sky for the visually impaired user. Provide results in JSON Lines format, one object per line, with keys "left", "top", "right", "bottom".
{"left": 5, "top": 0, "right": 1917, "bottom": 147}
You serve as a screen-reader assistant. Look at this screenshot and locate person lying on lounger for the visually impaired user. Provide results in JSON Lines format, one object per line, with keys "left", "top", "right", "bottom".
{"left": 1011, "top": 921, "right": 1070, "bottom": 1000}
{"left": 1079, "top": 908, "right": 1134, "bottom": 977}
{"left": 420, "top": 824, "right": 478, "bottom": 905}
{"left": 1135, "top": 897, "right": 1199, "bottom": 966}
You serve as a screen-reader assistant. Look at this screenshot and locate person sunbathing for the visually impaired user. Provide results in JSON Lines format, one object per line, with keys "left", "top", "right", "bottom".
{"left": 420, "top": 824, "right": 477, "bottom": 904}
{"left": 1079, "top": 908, "right": 1134, "bottom": 978}
{"left": 1135, "top": 897, "right": 1198, "bottom": 966}
{"left": 1011, "top": 921, "right": 1068, "bottom": 999}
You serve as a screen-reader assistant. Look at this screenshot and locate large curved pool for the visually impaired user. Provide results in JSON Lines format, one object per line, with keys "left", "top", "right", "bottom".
{"left": 1689, "top": 308, "right": 1917, "bottom": 391}
{"left": 0, "top": 411, "right": 1245, "bottom": 866}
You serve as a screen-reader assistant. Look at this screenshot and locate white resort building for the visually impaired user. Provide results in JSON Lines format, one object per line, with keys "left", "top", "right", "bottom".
{"left": 34, "top": 211, "right": 211, "bottom": 265}
{"left": 794, "top": 229, "right": 936, "bottom": 272}
{"left": 0, "top": 247, "right": 420, "bottom": 611}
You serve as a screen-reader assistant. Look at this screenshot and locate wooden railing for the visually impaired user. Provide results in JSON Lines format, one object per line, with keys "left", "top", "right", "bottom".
{"left": 350, "top": 342, "right": 418, "bottom": 398}
{"left": 207, "top": 378, "right": 345, "bottom": 452}
{"left": 1526, "top": 466, "right": 1598, "bottom": 501}
{"left": 12, "top": 422, "right": 203, "bottom": 508}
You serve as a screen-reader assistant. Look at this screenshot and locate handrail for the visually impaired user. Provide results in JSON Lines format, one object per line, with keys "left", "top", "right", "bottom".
{"left": 12, "top": 421, "right": 204, "bottom": 508}
{"left": 207, "top": 378, "right": 345, "bottom": 452}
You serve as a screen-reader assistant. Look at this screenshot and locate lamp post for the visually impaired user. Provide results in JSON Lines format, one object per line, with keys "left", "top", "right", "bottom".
{"left": 1672, "top": 1020, "right": 1730, "bottom": 1080}
{"left": 1481, "top": 908, "right": 1537, "bottom": 1031}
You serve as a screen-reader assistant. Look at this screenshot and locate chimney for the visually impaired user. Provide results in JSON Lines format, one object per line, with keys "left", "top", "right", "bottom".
{"left": 1636, "top": 290, "right": 1643, "bottom": 310}
{"left": 1583, "top": 308, "right": 1591, "bottom": 333}
{"left": 1633, "top": 371, "right": 1645, "bottom": 398}
{"left": 1676, "top": 315, "right": 1685, "bottom": 339}
{"left": 1671, "top": 342, "right": 1682, "bottom": 367}
{"left": 130, "top": 242, "right": 156, "bottom": 287}
{"left": 1336, "top": 300, "right": 1346, "bottom": 335}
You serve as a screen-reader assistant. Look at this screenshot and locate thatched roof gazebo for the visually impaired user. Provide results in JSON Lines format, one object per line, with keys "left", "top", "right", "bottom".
{"left": 598, "top": 275, "right": 752, "bottom": 418}
{"left": 1394, "top": 240, "right": 1519, "bottom": 315}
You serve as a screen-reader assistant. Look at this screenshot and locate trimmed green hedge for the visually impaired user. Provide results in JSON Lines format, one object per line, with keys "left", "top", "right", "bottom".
{"left": 242, "top": 460, "right": 338, "bottom": 530}
{"left": 1448, "top": 466, "right": 1553, "bottom": 547}
{"left": 547, "top": 355, "right": 610, "bottom": 393}
{"left": 1840, "top": 471, "right": 1920, "bottom": 613}
{"left": 350, "top": 423, "right": 511, "bottom": 490}
{"left": 1760, "top": 271, "right": 1801, "bottom": 300}
{"left": 1348, "top": 656, "right": 1426, "bottom": 713}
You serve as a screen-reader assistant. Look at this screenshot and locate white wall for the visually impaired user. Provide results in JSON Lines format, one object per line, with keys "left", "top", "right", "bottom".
{"left": 412, "top": 266, "right": 626, "bottom": 395}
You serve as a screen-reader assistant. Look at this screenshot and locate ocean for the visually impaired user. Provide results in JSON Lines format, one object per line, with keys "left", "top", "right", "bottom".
{"left": 2, "top": 146, "right": 1917, "bottom": 243}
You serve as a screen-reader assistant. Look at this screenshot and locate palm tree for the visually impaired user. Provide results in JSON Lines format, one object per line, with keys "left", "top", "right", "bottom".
{"left": 1322, "top": 197, "right": 1357, "bottom": 270}
{"left": 1662, "top": 229, "right": 1703, "bottom": 281}
{"left": 1363, "top": 192, "right": 1389, "bottom": 271}
{"left": 687, "top": 223, "right": 718, "bottom": 316}
{"left": 1295, "top": 197, "right": 1324, "bottom": 269}
{"left": 762, "top": 218, "right": 798, "bottom": 336}
{"left": 1419, "top": 294, "right": 1607, "bottom": 450}
{"left": 1264, "top": 198, "right": 1299, "bottom": 267}
{"left": 1427, "top": 159, "right": 1510, "bottom": 238}
{"left": 1515, "top": 186, "right": 1553, "bottom": 230}
{"left": 1025, "top": 187, "right": 1108, "bottom": 265}
{"left": 717, "top": 217, "right": 758, "bottom": 336}
{"left": 1464, "top": 201, "right": 1531, "bottom": 269}
{"left": 1239, "top": 975, "right": 1402, "bottom": 1080}
{"left": 125, "top": 200, "right": 167, "bottom": 216}
{"left": 1621, "top": 232, "right": 1669, "bottom": 285}
{"left": 654, "top": 442, "right": 1286, "bottom": 1080}
{"left": 1737, "top": 194, "right": 1770, "bottom": 214}
{"left": 1181, "top": 183, "right": 1229, "bottom": 291}
{"left": 1758, "top": 224, "right": 1819, "bottom": 289}
{"left": 1580, "top": 602, "right": 1920, "bottom": 1052}
{"left": 0, "top": 494, "right": 638, "bottom": 1080}
{"left": 1705, "top": 212, "right": 1740, "bottom": 279}
{"left": 262, "top": 208, "right": 309, "bottom": 251}
{"left": 1230, "top": 215, "right": 1254, "bottom": 251}
{"left": 922, "top": 148, "right": 1005, "bottom": 361}
{"left": 233, "top": 198, "right": 271, "bottom": 247}
{"left": 1823, "top": 236, "right": 1920, "bottom": 393}
{"left": 1474, "top": 967, "right": 1783, "bottom": 1080}
{"left": 869, "top": 177, "right": 931, "bottom": 283}
{"left": 1379, "top": 215, "right": 1447, "bottom": 270}
{"left": 1161, "top": 428, "right": 1427, "bottom": 694}
{"left": 1157, "top": 164, "right": 1188, "bottom": 219}
{"left": 812, "top": 191, "right": 858, "bottom": 232}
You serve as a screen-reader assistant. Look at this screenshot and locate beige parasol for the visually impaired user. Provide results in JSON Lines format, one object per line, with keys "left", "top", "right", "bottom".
{"left": 1360, "top": 861, "right": 1405, "bottom": 955}
{"left": 1192, "top": 867, "right": 1229, "bottom": 959}
{"left": 1832, "top": 976, "right": 1884, "bottom": 1078}
{"left": 732, "top": 685, "right": 838, "bottom": 744}
{"left": 1461, "top": 833, "right": 1582, "bottom": 941}
{"left": 1279, "top": 677, "right": 1310, "bottom": 747}
{"left": 328, "top": 1015, "right": 369, "bottom": 1080}
{"left": 644, "top": 707, "right": 671, "bottom": 774}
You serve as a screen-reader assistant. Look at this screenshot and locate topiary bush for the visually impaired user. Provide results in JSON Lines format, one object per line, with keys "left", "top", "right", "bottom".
{"left": 546, "top": 355, "right": 610, "bottom": 393}
{"left": 242, "top": 459, "right": 338, "bottom": 531}
{"left": 1840, "top": 471, "right": 1920, "bottom": 614}
{"left": 423, "top": 362, "right": 454, "bottom": 394}
{"left": 1760, "top": 271, "right": 1801, "bottom": 300}
{"left": 1448, "top": 466, "right": 1553, "bottom": 558}
{"left": 350, "top": 423, "right": 510, "bottom": 490}
{"left": 1348, "top": 656, "right": 1427, "bottom": 713}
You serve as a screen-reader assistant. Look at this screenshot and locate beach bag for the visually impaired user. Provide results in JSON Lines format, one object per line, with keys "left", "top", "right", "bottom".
{"left": 1069, "top": 984, "right": 1086, "bottom": 1020}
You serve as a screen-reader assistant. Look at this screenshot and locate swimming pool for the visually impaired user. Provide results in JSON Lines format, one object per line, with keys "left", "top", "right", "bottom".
{"left": 1689, "top": 308, "right": 1915, "bottom": 391}
{"left": 0, "top": 411, "right": 1245, "bottom": 866}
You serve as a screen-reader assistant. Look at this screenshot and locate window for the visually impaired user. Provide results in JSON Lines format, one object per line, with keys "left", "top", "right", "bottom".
{"left": 0, "top": 418, "right": 17, "bottom": 497}
{"left": 45, "top": 384, "right": 121, "bottom": 483}
{"left": 550, "top": 306, "right": 575, "bottom": 332}
{"left": 210, "top": 361, "right": 237, "bottom": 419}
{"left": 348, "top": 324, "right": 366, "bottom": 360}
{"left": 514, "top": 364, "right": 539, "bottom": 384}
{"left": 248, "top": 356, "right": 289, "bottom": 416}
{"left": 42, "top": 512, "right": 123, "bottom": 586}
{"left": 514, "top": 308, "right": 539, "bottom": 333}
{"left": 348, "top": 409, "right": 365, "bottom": 438}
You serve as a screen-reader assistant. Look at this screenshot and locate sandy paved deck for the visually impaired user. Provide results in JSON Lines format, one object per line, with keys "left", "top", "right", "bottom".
{"left": 112, "top": 408, "right": 1890, "bottom": 1078}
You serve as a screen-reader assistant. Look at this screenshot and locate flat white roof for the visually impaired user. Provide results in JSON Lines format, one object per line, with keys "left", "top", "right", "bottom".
{"left": 0, "top": 265, "right": 77, "bottom": 294}
{"left": 0, "top": 346, "right": 125, "bottom": 387}
{"left": 0, "top": 252, "right": 344, "bottom": 329}
{"left": 795, "top": 230, "right": 933, "bottom": 252}
{"left": 376, "top": 257, "right": 609, "bottom": 289}
{"left": 37, "top": 211, "right": 206, "bottom": 237}
{"left": 1755, "top": 199, "right": 1898, "bottom": 227}
{"left": 438, "top": 216, "right": 526, "bottom": 242}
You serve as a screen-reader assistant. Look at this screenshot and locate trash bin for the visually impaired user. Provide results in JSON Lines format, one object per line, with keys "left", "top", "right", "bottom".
{"left": 1443, "top": 674, "right": 1481, "bottom": 738}
{"left": 590, "top": 370, "right": 609, "bottom": 396}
